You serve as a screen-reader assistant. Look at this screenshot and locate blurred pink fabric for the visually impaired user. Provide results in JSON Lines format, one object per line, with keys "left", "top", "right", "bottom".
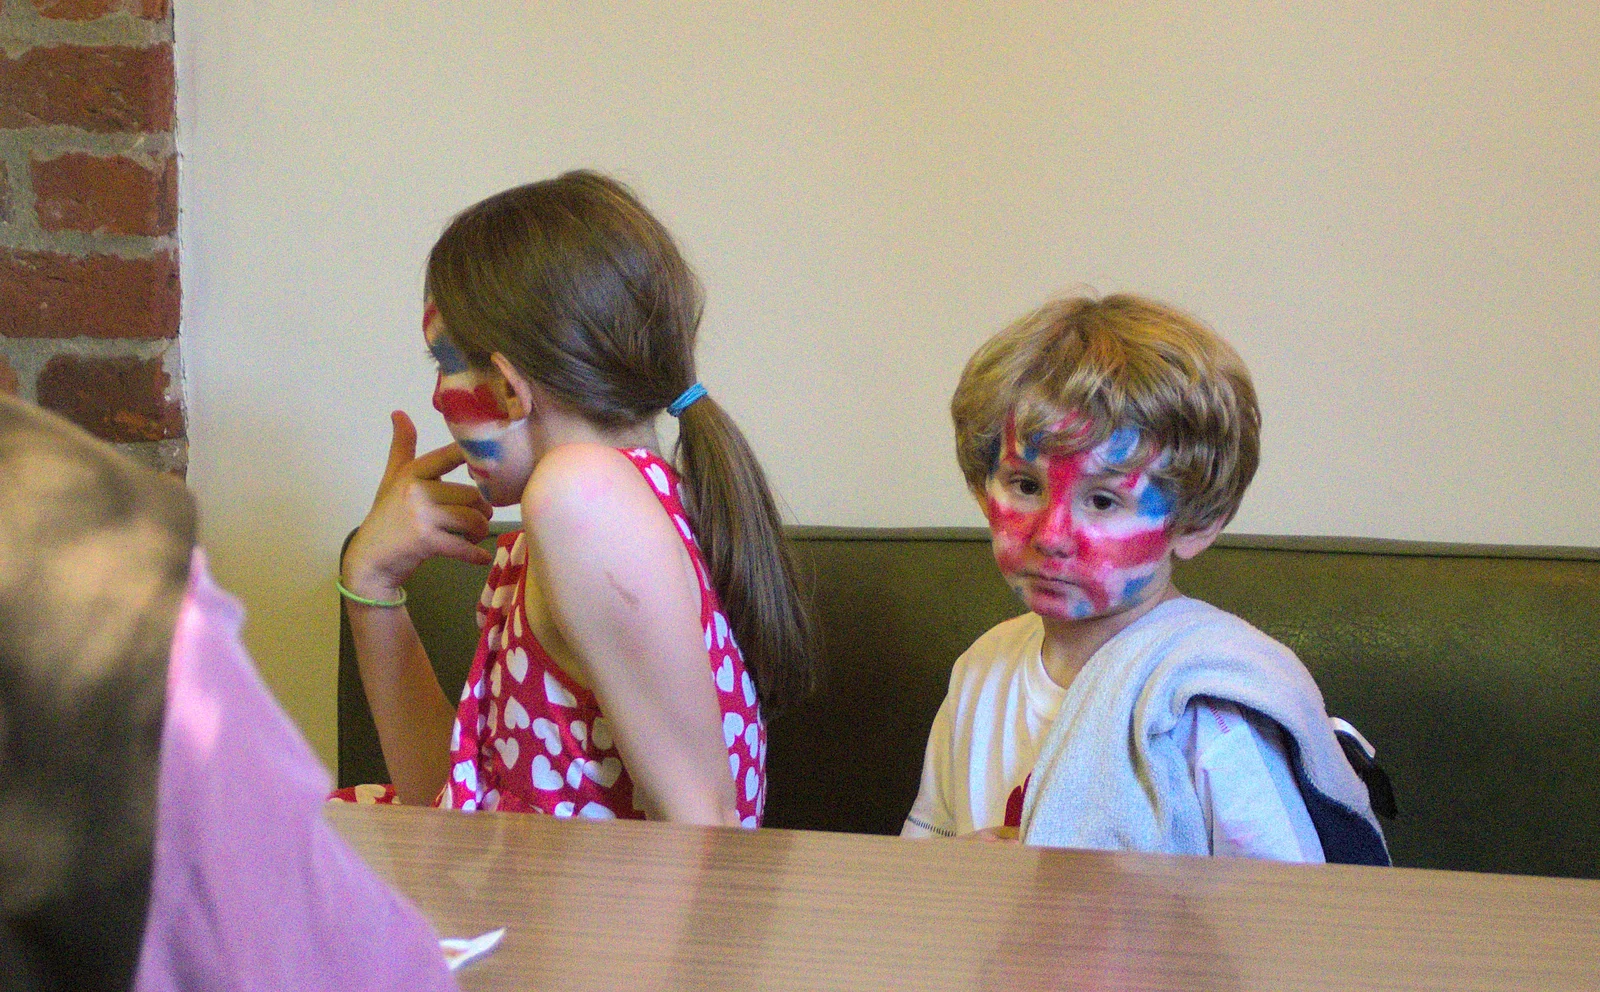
{"left": 133, "top": 551, "right": 458, "bottom": 992}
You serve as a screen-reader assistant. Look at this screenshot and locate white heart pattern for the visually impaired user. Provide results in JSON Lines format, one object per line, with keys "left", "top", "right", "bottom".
{"left": 578, "top": 802, "right": 616, "bottom": 820}
{"left": 713, "top": 611, "right": 729, "bottom": 647}
{"left": 531, "top": 717, "right": 562, "bottom": 756}
{"left": 715, "top": 657, "right": 735, "bottom": 693}
{"left": 565, "top": 760, "right": 584, "bottom": 789}
{"left": 583, "top": 757, "right": 623, "bottom": 788}
{"left": 544, "top": 671, "right": 578, "bottom": 708}
{"left": 504, "top": 696, "right": 531, "bottom": 730}
{"left": 729, "top": 752, "right": 740, "bottom": 779}
{"left": 493, "top": 736, "right": 519, "bottom": 770}
{"left": 452, "top": 760, "right": 477, "bottom": 791}
{"left": 741, "top": 672, "right": 756, "bottom": 707}
{"left": 530, "top": 754, "right": 563, "bottom": 791}
{"left": 571, "top": 720, "right": 588, "bottom": 744}
{"left": 592, "top": 717, "right": 614, "bottom": 750}
{"left": 745, "top": 766, "right": 758, "bottom": 801}
{"left": 645, "top": 463, "right": 671, "bottom": 495}
{"left": 554, "top": 801, "right": 576, "bottom": 818}
{"left": 506, "top": 647, "right": 529, "bottom": 683}
{"left": 723, "top": 711, "right": 746, "bottom": 748}
{"left": 490, "top": 663, "right": 503, "bottom": 699}
{"left": 487, "top": 701, "right": 499, "bottom": 736}
{"left": 450, "top": 719, "right": 462, "bottom": 751}
{"left": 744, "top": 722, "right": 759, "bottom": 757}
{"left": 483, "top": 789, "right": 501, "bottom": 811}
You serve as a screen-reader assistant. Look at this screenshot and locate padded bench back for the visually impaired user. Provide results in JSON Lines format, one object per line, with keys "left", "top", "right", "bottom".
{"left": 338, "top": 526, "right": 1600, "bottom": 879}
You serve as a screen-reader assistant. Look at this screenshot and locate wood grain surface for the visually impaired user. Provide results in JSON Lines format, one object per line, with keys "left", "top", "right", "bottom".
{"left": 326, "top": 803, "right": 1600, "bottom": 991}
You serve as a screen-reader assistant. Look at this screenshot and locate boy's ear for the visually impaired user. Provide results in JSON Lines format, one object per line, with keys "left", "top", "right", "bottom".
{"left": 489, "top": 353, "right": 535, "bottom": 421}
{"left": 1171, "top": 516, "right": 1227, "bottom": 561}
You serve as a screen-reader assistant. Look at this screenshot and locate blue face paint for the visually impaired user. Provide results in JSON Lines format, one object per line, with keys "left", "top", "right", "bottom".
{"left": 1102, "top": 426, "right": 1141, "bottom": 466}
{"left": 1136, "top": 479, "right": 1175, "bottom": 520}
{"left": 1120, "top": 573, "right": 1154, "bottom": 602}
{"left": 428, "top": 337, "right": 471, "bottom": 375}
{"left": 1024, "top": 430, "right": 1044, "bottom": 462}
{"left": 457, "top": 436, "right": 503, "bottom": 461}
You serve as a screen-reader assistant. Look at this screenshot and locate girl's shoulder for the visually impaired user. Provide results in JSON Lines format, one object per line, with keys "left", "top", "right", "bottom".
{"left": 522, "top": 443, "right": 655, "bottom": 518}
{"left": 521, "top": 443, "right": 681, "bottom": 561}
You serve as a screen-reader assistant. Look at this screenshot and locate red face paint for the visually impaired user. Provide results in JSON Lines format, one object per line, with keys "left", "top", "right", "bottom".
{"left": 985, "top": 413, "right": 1177, "bottom": 622}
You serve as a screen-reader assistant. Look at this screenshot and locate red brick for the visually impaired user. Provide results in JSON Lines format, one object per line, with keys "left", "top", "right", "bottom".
{"left": 0, "top": 45, "right": 174, "bottom": 133}
{"left": 32, "top": 152, "right": 176, "bottom": 236}
{"left": 31, "top": 0, "right": 169, "bottom": 20}
{"left": 0, "top": 355, "right": 18, "bottom": 396}
{"left": 0, "top": 250, "right": 178, "bottom": 339}
{"left": 36, "top": 353, "right": 182, "bottom": 442}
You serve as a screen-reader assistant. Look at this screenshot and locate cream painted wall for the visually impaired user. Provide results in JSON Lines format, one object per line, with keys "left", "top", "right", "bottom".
{"left": 177, "top": 3, "right": 1600, "bottom": 765}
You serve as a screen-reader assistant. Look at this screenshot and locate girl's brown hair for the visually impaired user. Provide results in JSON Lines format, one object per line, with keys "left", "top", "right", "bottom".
{"left": 425, "top": 171, "right": 818, "bottom": 712}
{"left": 951, "top": 293, "right": 1261, "bottom": 535}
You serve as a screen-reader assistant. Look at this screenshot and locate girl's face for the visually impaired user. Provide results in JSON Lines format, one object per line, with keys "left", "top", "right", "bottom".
{"left": 983, "top": 412, "right": 1181, "bottom": 624}
{"left": 425, "top": 301, "right": 533, "bottom": 506}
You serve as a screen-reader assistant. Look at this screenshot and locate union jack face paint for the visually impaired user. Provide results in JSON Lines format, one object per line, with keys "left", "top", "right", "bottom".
{"left": 425, "top": 301, "right": 530, "bottom": 504}
{"left": 984, "top": 411, "right": 1179, "bottom": 623}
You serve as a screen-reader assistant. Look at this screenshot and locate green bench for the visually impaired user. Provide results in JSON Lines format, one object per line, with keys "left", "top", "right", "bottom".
{"left": 339, "top": 526, "right": 1600, "bottom": 879}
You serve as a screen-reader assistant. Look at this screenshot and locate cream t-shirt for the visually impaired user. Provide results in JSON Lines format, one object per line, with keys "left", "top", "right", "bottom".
{"left": 902, "top": 613, "right": 1324, "bottom": 862}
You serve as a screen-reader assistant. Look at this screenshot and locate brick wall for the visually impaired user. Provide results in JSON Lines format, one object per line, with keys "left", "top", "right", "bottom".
{"left": 1, "top": 0, "right": 183, "bottom": 474}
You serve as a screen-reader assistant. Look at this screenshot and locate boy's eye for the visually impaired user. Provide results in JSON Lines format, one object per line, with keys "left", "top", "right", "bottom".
{"left": 1088, "top": 491, "right": 1121, "bottom": 512}
{"left": 1013, "top": 476, "right": 1042, "bottom": 497}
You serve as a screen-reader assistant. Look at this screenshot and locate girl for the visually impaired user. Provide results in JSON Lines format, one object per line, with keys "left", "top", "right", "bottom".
{"left": 338, "top": 171, "right": 817, "bottom": 826}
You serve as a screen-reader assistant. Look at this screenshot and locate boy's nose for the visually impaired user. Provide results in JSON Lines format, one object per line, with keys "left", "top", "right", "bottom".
{"left": 1031, "top": 501, "right": 1077, "bottom": 556}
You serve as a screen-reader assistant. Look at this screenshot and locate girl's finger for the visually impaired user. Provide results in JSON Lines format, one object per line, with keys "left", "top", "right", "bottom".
{"left": 432, "top": 503, "right": 492, "bottom": 545}
{"left": 381, "top": 411, "right": 419, "bottom": 482}
{"left": 432, "top": 530, "right": 495, "bottom": 566}
{"left": 410, "top": 440, "right": 468, "bottom": 482}
{"left": 419, "top": 480, "right": 495, "bottom": 518}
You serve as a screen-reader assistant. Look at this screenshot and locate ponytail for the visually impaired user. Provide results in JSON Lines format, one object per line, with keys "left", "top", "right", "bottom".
{"left": 427, "top": 170, "right": 820, "bottom": 712}
{"left": 675, "top": 397, "right": 820, "bottom": 714}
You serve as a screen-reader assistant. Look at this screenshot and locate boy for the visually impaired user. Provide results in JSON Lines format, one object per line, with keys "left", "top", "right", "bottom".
{"left": 902, "top": 294, "right": 1388, "bottom": 864}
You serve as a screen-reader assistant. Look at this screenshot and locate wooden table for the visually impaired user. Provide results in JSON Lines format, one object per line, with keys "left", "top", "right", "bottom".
{"left": 327, "top": 803, "right": 1600, "bottom": 991}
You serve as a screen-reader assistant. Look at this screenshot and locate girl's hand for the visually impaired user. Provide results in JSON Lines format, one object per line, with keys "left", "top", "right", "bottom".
{"left": 341, "top": 411, "right": 494, "bottom": 599}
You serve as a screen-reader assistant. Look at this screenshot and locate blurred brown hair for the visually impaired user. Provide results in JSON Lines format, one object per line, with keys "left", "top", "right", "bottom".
{"left": 425, "top": 171, "right": 818, "bottom": 711}
{"left": 0, "top": 395, "right": 195, "bottom": 990}
{"left": 951, "top": 293, "right": 1260, "bottom": 534}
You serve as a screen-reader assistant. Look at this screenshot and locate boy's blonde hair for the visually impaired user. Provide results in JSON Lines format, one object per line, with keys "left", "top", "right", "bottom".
{"left": 952, "top": 293, "right": 1260, "bottom": 534}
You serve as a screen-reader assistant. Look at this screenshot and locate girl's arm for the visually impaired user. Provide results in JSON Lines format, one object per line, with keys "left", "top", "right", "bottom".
{"left": 524, "top": 444, "right": 740, "bottom": 826}
{"left": 342, "top": 412, "right": 493, "bottom": 805}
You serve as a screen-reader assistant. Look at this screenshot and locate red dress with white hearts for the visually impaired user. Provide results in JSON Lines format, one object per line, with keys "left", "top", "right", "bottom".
{"left": 435, "top": 447, "right": 767, "bottom": 825}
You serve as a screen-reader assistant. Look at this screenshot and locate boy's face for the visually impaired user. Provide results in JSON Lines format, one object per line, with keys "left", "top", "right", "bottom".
{"left": 983, "top": 412, "right": 1182, "bottom": 623}
{"left": 425, "top": 301, "right": 532, "bottom": 506}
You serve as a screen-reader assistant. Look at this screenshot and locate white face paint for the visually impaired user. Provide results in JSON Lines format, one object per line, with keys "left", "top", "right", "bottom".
{"left": 425, "top": 301, "right": 531, "bottom": 506}
{"left": 984, "top": 411, "right": 1180, "bottom": 622}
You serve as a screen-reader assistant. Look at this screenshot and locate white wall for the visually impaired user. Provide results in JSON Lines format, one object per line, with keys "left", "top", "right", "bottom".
{"left": 177, "top": 2, "right": 1600, "bottom": 765}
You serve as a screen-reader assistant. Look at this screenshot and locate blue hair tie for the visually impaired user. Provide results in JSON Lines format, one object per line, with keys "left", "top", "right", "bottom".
{"left": 667, "top": 382, "right": 707, "bottom": 417}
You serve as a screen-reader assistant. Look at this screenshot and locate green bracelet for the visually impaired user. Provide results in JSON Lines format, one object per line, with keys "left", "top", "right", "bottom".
{"left": 336, "top": 579, "right": 407, "bottom": 608}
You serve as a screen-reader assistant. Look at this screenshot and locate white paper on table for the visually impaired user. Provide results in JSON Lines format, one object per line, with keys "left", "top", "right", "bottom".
{"left": 440, "top": 928, "right": 506, "bottom": 972}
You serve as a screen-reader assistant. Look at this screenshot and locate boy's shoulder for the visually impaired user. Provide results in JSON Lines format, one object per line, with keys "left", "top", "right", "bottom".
{"left": 943, "top": 612, "right": 1044, "bottom": 691}
{"left": 960, "top": 612, "right": 1044, "bottom": 664}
